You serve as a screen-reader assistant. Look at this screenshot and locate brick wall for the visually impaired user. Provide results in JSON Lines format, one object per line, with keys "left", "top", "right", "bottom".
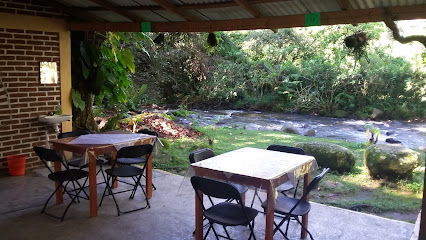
{"left": 0, "top": 1, "right": 65, "bottom": 175}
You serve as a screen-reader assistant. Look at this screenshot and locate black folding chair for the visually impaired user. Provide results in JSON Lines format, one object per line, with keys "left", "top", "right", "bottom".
{"left": 137, "top": 129, "right": 159, "bottom": 146}
{"left": 190, "top": 148, "right": 250, "bottom": 235}
{"left": 190, "top": 148, "right": 249, "bottom": 195}
{"left": 58, "top": 130, "right": 107, "bottom": 186}
{"left": 133, "top": 129, "right": 160, "bottom": 190}
{"left": 33, "top": 146, "right": 89, "bottom": 221}
{"left": 250, "top": 145, "right": 306, "bottom": 208}
{"left": 99, "top": 144, "right": 153, "bottom": 216}
{"left": 261, "top": 168, "right": 330, "bottom": 240}
{"left": 191, "top": 176, "right": 258, "bottom": 240}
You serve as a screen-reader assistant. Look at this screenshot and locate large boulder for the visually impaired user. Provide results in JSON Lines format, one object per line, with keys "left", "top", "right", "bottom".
{"left": 364, "top": 144, "right": 421, "bottom": 180}
{"left": 370, "top": 108, "right": 383, "bottom": 120}
{"left": 304, "top": 129, "right": 316, "bottom": 137}
{"left": 294, "top": 142, "right": 356, "bottom": 173}
{"left": 280, "top": 123, "right": 300, "bottom": 135}
{"left": 334, "top": 110, "right": 349, "bottom": 118}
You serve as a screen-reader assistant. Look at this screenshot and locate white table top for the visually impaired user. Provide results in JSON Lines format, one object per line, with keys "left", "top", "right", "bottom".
{"left": 191, "top": 147, "right": 317, "bottom": 182}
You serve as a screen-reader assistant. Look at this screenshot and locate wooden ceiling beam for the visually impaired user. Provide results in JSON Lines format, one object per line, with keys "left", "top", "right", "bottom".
{"left": 149, "top": 0, "right": 198, "bottom": 21}
{"left": 89, "top": 0, "right": 142, "bottom": 22}
{"left": 67, "top": 5, "right": 426, "bottom": 33}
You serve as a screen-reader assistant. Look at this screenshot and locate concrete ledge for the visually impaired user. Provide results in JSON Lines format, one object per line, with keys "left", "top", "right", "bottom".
{"left": 411, "top": 211, "right": 421, "bottom": 240}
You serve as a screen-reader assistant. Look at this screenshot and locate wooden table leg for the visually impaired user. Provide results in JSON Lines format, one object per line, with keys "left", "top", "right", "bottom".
{"left": 195, "top": 190, "right": 203, "bottom": 240}
{"left": 54, "top": 161, "right": 63, "bottom": 204}
{"left": 301, "top": 171, "right": 311, "bottom": 238}
{"left": 265, "top": 184, "right": 275, "bottom": 240}
{"left": 88, "top": 151, "right": 98, "bottom": 217}
{"left": 146, "top": 153, "right": 152, "bottom": 199}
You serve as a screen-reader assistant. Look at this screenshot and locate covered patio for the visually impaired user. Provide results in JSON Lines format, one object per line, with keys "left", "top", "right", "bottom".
{"left": 0, "top": 168, "right": 416, "bottom": 239}
{"left": 0, "top": 0, "right": 425, "bottom": 239}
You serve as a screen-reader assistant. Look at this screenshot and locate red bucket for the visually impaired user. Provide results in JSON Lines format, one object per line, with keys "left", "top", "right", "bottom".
{"left": 7, "top": 155, "right": 26, "bottom": 176}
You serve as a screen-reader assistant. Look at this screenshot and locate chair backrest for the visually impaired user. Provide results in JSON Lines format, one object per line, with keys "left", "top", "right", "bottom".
{"left": 303, "top": 168, "right": 329, "bottom": 196}
{"left": 267, "top": 144, "right": 305, "bottom": 155}
{"left": 288, "top": 168, "right": 329, "bottom": 216}
{"left": 33, "top": 146, "right": 66, "bottom": 172}
{"left": 58, "top": 129, "right": 90, "bottom": 139}
{"left": 191, "top": 176, "right": 241, "bottom": 202}
{"left": 189, "top": 148, "right": 215, "bottom": 164}
{"left": 137, "top": 129, "right": 159, "bottom": 137}
{"left": 116, "top": 144, "right": 154, "bottom": 160}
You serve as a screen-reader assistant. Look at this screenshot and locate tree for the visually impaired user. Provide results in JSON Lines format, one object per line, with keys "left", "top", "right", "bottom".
{"left": 71, "top": 31, "right": 151, "bottom": 131}
{"left": 383, "top": 12, "right": 426, "bottom": 47}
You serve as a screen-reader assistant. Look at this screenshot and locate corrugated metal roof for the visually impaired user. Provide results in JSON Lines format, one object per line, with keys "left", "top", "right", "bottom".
{"left": 51, "top": 0, "right": 426, "bottom": 32}
{"left": 130, "top": 10, "right": 185, "bottom": 21}
{"left": 89, "top": 11, "right": 133, "bottom": 22}
{"left": 192, "top": 6, "right": 252, "bottom": 20}
{"left": 174, "top": 0, "right": 230, "bottom": 5}
{"left": 106, "top": 0, "right": 141, "bottom": 7}
{"left": 131, "top": 0, "right": 158, "bottom": 7}
{"left": 61, "top": 0, "right": 99, "bottom": 8}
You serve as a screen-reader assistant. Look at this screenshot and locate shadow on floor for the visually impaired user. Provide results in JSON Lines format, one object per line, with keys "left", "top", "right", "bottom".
{"left": 0, "top": 169, "right": 415, "bottom": 240}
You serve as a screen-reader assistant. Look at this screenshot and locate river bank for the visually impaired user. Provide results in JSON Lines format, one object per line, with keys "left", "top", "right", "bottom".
{"left": 171, "top": 109, "right": 426, "bottom": 151}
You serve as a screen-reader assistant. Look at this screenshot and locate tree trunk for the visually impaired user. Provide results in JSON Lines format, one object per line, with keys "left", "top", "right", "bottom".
{"left": 72, "top": 91, "right": 98, "bottom": 131}
{"left": 70, "top": 31, "right": 100, "bottom": 131}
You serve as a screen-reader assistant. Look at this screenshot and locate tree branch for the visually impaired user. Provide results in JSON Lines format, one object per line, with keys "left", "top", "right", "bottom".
{"left": 383, "top": 11, "right": 426, "bottom": 47}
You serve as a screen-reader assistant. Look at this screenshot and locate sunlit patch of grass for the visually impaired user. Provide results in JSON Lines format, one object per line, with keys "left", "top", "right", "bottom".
{"left": 152, "top": 126, "right": 423, "bottom": 221}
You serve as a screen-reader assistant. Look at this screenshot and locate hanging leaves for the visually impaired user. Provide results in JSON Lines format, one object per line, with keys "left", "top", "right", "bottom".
{"left": 75, "top": 32, "right": 150, "bottom": 110}
{"left": 71, "top": 89, "right": 85, "bottom": 111}
{"left": 344, "top": 31, "right": 370, "bottom": 65}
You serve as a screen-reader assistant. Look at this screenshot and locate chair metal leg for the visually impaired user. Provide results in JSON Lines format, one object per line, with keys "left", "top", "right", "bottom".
{"left": 42, "top": 184, "right": 62, "bottom": 214}
{"left": 203, "top": 224, "right": 213, "bottom": 240}
{"left": 250, "top": 188, "right": 263, "bottom": 208}
{"left": 295, "top": 216, "right": 314, "bottom": 240}
{"left": 209, "top": 223, "right": 220, "bottom": 240}
{"left": 248, "top": 221, "right": 257, "bottom": 240}
{"left": 100, "top": 174, "right": 150, "bottom": 216}
{"left": 274, "top": 215, "right": 291, "bottom": 240}
{"left": 222, "top": 226, "right": 231, "bottom": 239}
{"left": 42, "top": 180, "right": 87, "bottom": 221}
{"left": 59, "top": 183, "right": 86, "bottom": 221}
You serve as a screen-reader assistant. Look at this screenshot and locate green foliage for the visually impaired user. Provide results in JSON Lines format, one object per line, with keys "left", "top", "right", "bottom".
{"left": 364, "top": 123, "right": 381, "bottom": 144}
{"left": 71, "top": 89, "right": 85, "bottom": 111}
{"left": 103, "top": 113, "right": 123, "bottom": 131}
{"left": 125, "top": 84, "right": 147, "bottom": 111}
{"left": 77, "top": 32, "right": 151, "bottom": 110}
{"left": 131, "top": 23, "right": 425, "bottom": 120}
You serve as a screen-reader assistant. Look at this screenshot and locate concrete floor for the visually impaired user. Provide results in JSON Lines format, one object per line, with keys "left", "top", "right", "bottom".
{"left": 0, "top": 168, "right": 415, "bottom": 240}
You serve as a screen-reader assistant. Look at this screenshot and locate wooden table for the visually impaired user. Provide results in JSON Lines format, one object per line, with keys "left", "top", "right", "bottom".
{"left": 191, "top": 147, "right": 317, "bottom": 240}
{"left": 49, "top": 132, "right": 155, "bottom": 217}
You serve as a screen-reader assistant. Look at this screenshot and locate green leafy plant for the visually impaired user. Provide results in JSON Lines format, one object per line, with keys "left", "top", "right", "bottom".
{"left": 103, "top": 113, "right": 123, "bottom": 131}
{"left": 71, "top": 32, "right": 151, "bottom": 130}
{"left": 364, "top": 123, "right": 381, "bottom": 144}
{"left": 71, "top": 89, "right": 85, "bottom": 111}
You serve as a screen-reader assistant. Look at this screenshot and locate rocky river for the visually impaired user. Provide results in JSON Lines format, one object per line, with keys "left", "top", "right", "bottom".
{"left": 174, "top": 109, "right": 425, "bottom": 150}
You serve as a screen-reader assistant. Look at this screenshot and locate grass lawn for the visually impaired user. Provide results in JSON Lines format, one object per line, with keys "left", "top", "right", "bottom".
{"left": 151, "top": 126, "right": 424, "bottom": 223}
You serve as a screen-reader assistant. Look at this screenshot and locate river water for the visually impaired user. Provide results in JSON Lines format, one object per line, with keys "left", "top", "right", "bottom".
{"left": 175, "top": 109, "right": 425, "bottom": 150}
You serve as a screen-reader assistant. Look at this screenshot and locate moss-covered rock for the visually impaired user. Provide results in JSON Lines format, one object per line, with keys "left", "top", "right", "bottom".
{"left": 280, "top": 123, "right": 300, "bottom": 135}
{"left": 334, "top": 110, "right": 349, "bottom": 118}
{"left": 364, "top": 144, "right": 421, "bottom": 180}
{"left": 294, "top": 142, "right": 356, "bottom": 173}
